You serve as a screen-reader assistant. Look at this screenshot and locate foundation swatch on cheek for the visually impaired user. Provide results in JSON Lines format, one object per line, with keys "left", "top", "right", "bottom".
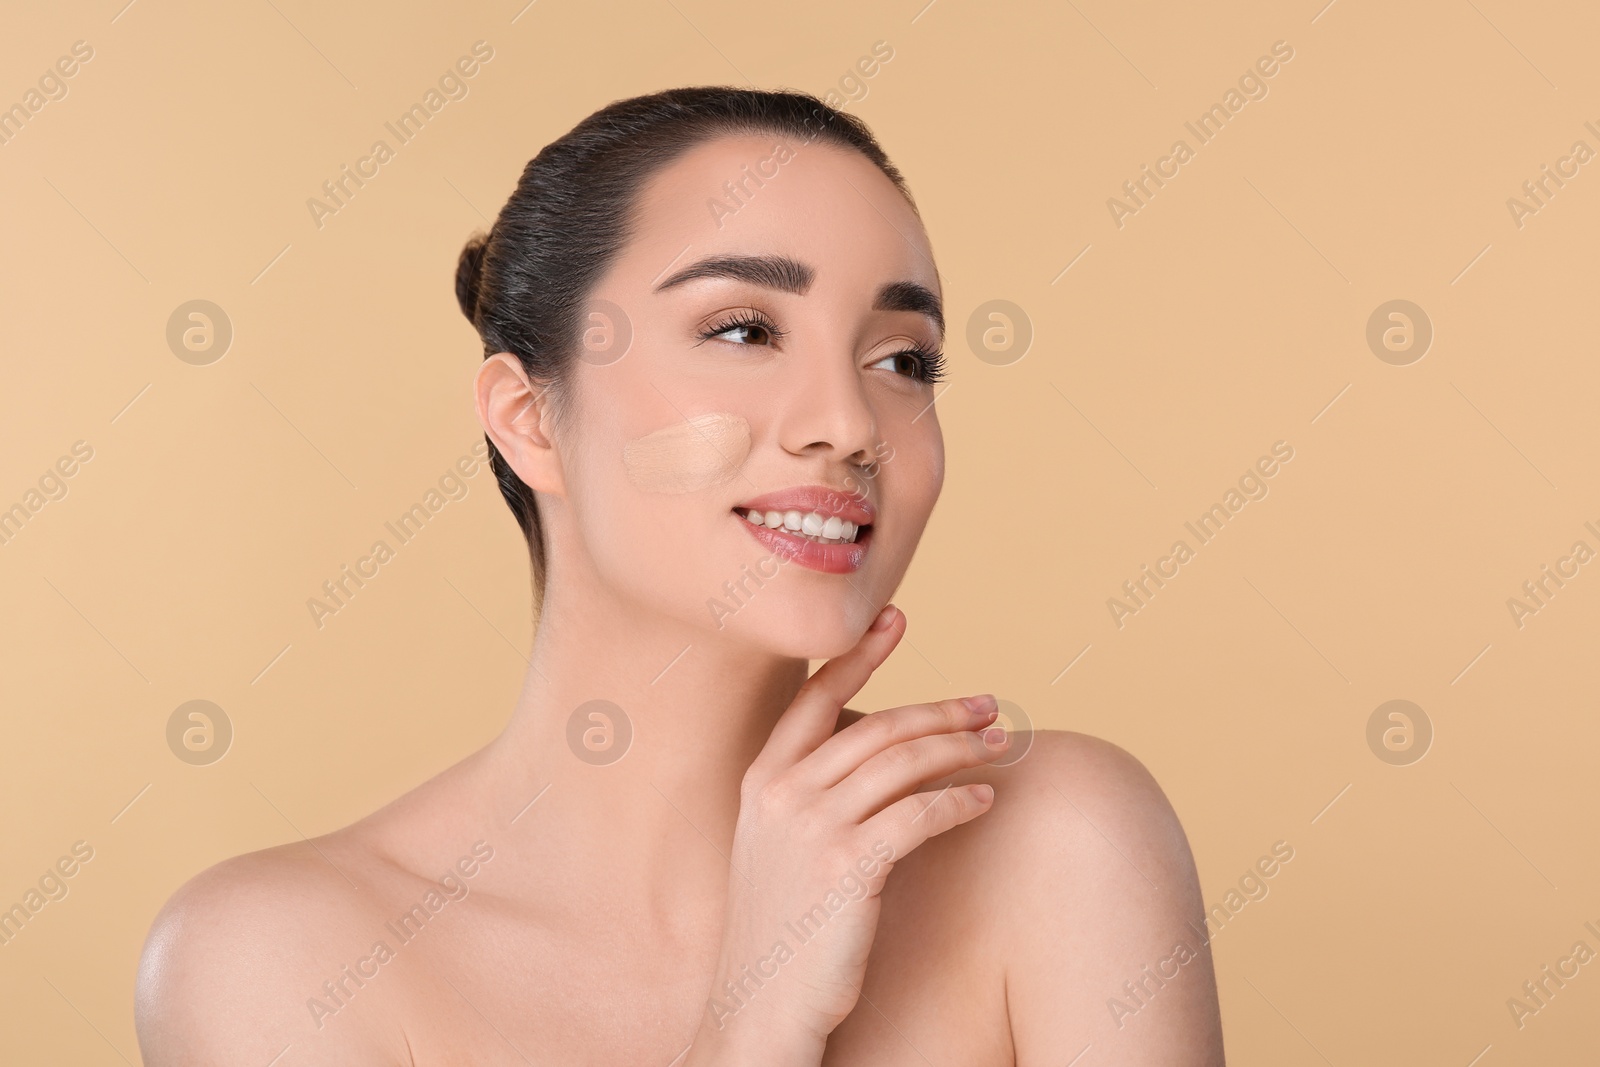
{"left": 623, "top": 412, "right": 751, "bottom": 493}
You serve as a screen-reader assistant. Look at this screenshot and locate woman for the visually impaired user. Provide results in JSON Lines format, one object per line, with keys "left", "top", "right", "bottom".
{"left": 136, "top": 87, "right": 1224, "bottom": 1065}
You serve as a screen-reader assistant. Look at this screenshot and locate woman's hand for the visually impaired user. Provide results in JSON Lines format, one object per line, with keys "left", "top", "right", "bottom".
{"left": 686, "top": 604, "right": 1008, "bottom": 1065}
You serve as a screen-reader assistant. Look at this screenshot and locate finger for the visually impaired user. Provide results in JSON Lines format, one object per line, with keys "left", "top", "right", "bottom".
{"left": 861, "top": 782, "right": 995, "bottom": 863}
{"left": 830, "top": 725, "right": 1009, "bottom": 822}
{"left": 798, "top": 695, "right": 998, "bottom": 789}
{"left": 757, "top": 603, "right": 906, "bottom": 770}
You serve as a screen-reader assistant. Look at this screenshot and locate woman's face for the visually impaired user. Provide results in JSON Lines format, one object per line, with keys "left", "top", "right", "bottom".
{"left": 545, "top": 133, "right": 945, "bottom": 660}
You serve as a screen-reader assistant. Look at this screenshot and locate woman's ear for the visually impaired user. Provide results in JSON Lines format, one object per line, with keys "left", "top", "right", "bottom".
{"left": 475, "top": 353, "right": 565, "bottom": 496}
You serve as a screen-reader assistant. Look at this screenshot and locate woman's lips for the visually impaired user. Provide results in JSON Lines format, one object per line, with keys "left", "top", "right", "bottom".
{"left": 735, "top": 511, "right": 873, "bottom": 574}
{"left": 731, "top": 485, "right": 876, "bottom": 575}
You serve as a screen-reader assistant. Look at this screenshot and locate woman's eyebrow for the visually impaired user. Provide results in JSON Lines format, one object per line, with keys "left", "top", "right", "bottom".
{"left": 875, "top": 280, "right": 944, "bottom": 338}
{"left": 654, "top": 254, "right": 814, "bottom": 294}
{"left": 653, "top": 252, "right": 944, "bottom": 337}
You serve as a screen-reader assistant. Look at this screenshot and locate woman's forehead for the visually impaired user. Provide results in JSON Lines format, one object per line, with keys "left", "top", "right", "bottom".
{"left": 618, "top": 132, "right": 938, "bottom": 297}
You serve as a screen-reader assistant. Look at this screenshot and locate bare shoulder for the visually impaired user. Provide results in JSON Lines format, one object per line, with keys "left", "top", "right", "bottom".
{"left": 135, "top": 747, "right": 499, "bottom": 1065}
{"left": 135, "top": 836, "right": 405, "bottom": 1066}
{"left": 962, "top": 729, "right": 1224, "bottom": 1066}
{"left": 973, "top": 728, "right": 1195, "bottom": 871}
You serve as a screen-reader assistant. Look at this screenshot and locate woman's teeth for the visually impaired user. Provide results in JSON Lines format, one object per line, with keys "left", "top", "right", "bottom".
{"left": 741, "top": 508, "right": 862, "bottom": 544}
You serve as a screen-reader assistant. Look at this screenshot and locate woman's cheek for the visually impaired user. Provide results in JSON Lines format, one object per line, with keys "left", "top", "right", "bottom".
{"left": 575, "top": 416, "right": 749, "bottom": 606}
{"left": 584, "top": 483, "right": 699, "bottom": 599}
{"left": 924, "top": 425, "right": 945, "bottom": 497}
{"left": 620, "top": 412, "right": 751, "bottom": 493}
{"left": 888, "top": 428, "right": 944, "bottom": 561}
{"left": 895, "top": 414, "right": 944, "bottom": 511}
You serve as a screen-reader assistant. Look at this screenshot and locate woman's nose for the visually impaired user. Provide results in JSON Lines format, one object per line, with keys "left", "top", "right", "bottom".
{"left": 775, "top": 350, "right": 878, "bottom": 463}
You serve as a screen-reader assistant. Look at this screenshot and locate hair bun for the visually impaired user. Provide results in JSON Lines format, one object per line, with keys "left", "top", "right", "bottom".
{"left": 455, "top": 231, "right": 490, "bottom": 324}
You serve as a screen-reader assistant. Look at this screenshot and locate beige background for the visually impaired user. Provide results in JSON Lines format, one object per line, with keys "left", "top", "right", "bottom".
{"left": 3, "top": 0, "right": 1598, "bottom": 1062}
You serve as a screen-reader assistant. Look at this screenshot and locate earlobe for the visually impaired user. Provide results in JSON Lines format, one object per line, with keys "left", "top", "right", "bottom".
{"left": 474, "top": 352, "right": 564, "bottom": 496}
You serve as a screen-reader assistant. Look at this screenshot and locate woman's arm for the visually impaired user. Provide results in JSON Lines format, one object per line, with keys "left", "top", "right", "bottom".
{"left": 1000, "top": 732, "right": 1226, "bottom": 1066}
{"left": 135, "top": 847, "right": 405, "bottom": 1067}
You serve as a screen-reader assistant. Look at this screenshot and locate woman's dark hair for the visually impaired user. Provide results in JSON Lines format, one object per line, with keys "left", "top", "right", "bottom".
{"left": 455, "top": 86, "right": 914, "bottom": 600}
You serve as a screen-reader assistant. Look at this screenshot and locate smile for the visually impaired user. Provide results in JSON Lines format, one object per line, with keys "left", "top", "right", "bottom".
{"left": 732, "top": 487, "right": 875, "bottom": 574}
{"left": 739, "top": 508, "right": 862, "bottom": 544}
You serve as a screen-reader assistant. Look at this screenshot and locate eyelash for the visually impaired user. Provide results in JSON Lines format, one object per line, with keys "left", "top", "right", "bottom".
{"left": 698, "top": 311, "right": 947, "bottom": 385}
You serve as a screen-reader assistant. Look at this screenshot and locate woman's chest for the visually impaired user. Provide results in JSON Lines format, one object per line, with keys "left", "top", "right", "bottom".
{"left": 383, "top": 878, "right": 1012, "bottom": 1066}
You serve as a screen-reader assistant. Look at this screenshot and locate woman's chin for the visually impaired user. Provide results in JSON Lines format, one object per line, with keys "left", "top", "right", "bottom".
{"left": 714, "top": 605, "right": 872, "bottom": 662}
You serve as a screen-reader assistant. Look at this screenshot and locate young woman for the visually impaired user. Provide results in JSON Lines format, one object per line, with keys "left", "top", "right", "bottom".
{"left": 136, "top": 87, "right": 1224, "bottom": 1066}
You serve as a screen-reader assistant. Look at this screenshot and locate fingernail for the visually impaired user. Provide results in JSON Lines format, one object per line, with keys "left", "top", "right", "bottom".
{"left": 971, "top": 784, "right": 994, "bottom": 803}
{"left": 871, "top": 605, "right": 897, "bottom": 631}
{"left": 983, "top": 727, "right": 1007, "bottom": 747}
{"left": 963, "top": 694, "right": 997, "bottom": 715}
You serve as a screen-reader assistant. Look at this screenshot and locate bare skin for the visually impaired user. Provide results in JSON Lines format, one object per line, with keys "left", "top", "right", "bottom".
{"left": 135, "top": 133, "right": 1224, "bottom": 1066}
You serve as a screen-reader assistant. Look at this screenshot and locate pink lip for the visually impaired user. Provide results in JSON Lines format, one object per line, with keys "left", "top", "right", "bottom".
{"left": 737, "top": 517, "right": 873, "bottom": 574}
{"left": 733, "top": 485, "right": 876, "bottom": 575}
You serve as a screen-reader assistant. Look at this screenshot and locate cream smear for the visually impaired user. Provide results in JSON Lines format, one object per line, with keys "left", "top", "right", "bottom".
{"left": 622, "top": 412, "right": 751, "bottom": 493}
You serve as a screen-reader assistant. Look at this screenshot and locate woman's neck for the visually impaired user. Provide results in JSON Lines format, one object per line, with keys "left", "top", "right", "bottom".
{"left": 480, "top": 571, "right": 811, "bottom": 913}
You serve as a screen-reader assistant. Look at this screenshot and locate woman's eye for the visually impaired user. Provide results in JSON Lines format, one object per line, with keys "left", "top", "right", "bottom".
{"left": 711, "top": 322, "right": 774, "bottom": 345}
{"left": 868, "top": 352, "right": 913, "bottom": 374}
{"left": 867, "top": 346, "right": 947, "bottom": 384}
